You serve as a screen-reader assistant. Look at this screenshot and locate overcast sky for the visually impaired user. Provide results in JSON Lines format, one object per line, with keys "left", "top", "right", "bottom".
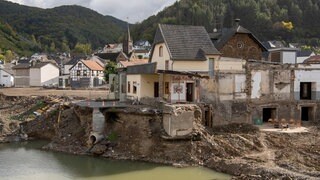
{"left": 7, "top": 0, "right": 177, "bottom": 23}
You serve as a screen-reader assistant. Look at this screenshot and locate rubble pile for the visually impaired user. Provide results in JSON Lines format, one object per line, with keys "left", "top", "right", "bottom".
{"left": 0, "top": 94, "right": 69, "bottom": 142}
{"left": 1, "top": 94, "right": 319, "bottom": 179}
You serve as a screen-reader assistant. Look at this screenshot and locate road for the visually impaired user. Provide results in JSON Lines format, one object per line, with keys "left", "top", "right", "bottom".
{"left": 0, "top": 87, "right": 109, "bottom": 99}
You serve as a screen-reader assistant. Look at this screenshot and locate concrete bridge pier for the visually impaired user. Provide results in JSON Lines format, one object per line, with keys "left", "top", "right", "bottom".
{"left": 89, "top": 108, "right": 106, "bottom": 145}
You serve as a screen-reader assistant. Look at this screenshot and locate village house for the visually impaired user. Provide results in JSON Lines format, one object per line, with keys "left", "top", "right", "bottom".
{"left": 69, "top": 60, "right": 105, "bottom": 88}
{"left": 29, "top": 62, "right": 59, "bottom": 87}
{"left": 97, "top": 51, "right": 128, "bottom": 63}
{"left": 124, "top": 24, "right": 221, "bottom": 103}
{"left": 133, "top": 40, "right": 151, "bottom": 50}
{"left": 210, "top": 19, "right": 268, "bottom": 60}
{"left": 12, "top": 63, "right": 30, "bottom": 87}
{"left": 12, "top": 62, "right": 59, "bottom": 87}
{"left": 0, "top": 64, "right": 14, "bottom": 87}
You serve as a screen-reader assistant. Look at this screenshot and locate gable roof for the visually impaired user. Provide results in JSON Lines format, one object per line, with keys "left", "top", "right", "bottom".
{"left": 82, "top": 60, "right": 104, "bottom": 71}
{"left": 0, "top": 64, "right": 14, "bottom": 75}
{"left": 119, "top": 59, "right": 149, "bottom": 68}
{"left": 151, "top": 24, "right": 220, "bottom": 61}
{"left": 211, "top": 25, "right": 268, "bottom": 51}
{"left": 12, "top": 63, "right": 30, "bottom": 69}
{"left": 66, "top": 57, "right": 82, "bottom": 65}
{"left": 297, "top": 50, "right": 314, "bottom": 57}
{"left": 96, "top": 52, "right": 121, "bottom": 62}
{"left": 30, "top": 62, "right": 58, "bottom": 69}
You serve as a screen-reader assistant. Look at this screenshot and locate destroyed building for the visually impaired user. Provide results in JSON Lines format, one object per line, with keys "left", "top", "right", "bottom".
{"left": 117, "top": 23, "right": 320, "bottom": 129}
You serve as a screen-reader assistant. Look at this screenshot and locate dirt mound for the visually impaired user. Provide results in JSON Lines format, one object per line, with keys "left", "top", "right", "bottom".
{"left": 211, "top": 123, "right": 259, "bottom": 134}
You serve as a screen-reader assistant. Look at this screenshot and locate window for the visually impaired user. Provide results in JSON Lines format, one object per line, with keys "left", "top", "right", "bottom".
{"left": 159, "top": 46, "right": 163, "bottom": 57}
{"left": 237, "top": 41, "right": 244, "bottom": 49}
{"left": 209, "top": 58, "right": 214, "bottom": 77}
{"left": 127, "top": 81, "right": 131, "bottom": 93}
{"left": 83, "top": 70, "right": 87, "bottom": 76}
{"left": 133, "top": 81, "right": 137, "bottom": 94}
{"left": 165, "top": 60, "right": 169, "bottom": 70}
{"left": 78, "top": 63, "right": 82, "bottom": 68}
{"left": 77, "top": 70, "right": 81, "bottom": 76}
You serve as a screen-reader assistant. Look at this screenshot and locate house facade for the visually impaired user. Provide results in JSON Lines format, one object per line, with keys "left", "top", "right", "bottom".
{"left": 12, "top": 64, "right": 30, "bottom": 87}
{"left": 125, "top": 24, "right": 221, "bottom": 103}
{"left": 210, "top": 19, "right": 268, "bottom": 60}
{"left": 29, "top": 62, "right": 59, "bottom": 87}
{"left": 69, "top": 60, "right": 105, "bottom": 88}
{"left": 0, "top": 67, "right": 14, "bottom": 87}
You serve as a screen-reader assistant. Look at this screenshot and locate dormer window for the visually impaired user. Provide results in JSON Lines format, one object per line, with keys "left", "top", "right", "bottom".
{"left": 159, "top": 46, "right": 163, "bottom": 57}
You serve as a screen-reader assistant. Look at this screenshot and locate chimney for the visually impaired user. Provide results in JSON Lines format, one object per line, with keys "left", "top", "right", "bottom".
{"left": 234, "top": 18, "right": 240, "bottom": 27}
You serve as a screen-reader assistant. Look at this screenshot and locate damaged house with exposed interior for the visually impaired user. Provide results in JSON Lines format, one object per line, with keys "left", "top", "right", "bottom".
{"left": 119, "top": 21, "right": 320, "bottom": 128}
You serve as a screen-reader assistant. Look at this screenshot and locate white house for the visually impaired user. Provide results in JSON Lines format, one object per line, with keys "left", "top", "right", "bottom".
{"left": 0, "top": 65, "right": 14, "bottom": 87}
{"left": 29, "top": 62, "right": 60, "bottom": 87}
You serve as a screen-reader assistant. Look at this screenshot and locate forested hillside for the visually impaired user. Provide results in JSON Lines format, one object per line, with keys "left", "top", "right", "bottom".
{"left": 132, "top": 0, "right": 320, "bottom": 46}
{"left": 0, "top": 0, "right": 127, "bottom": 55}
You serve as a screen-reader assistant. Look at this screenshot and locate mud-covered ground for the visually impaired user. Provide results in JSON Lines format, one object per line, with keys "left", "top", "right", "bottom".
{"left": 1, "top": 94, "right": 319, "bottom": 179}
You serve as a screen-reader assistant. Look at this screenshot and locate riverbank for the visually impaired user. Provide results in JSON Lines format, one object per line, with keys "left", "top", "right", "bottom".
{"left": 1, "top": 93, "right": 320, "bottom": 179}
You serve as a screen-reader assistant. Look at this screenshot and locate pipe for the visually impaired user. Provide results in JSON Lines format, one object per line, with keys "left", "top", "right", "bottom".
{"left": 89, "top": 132, "right": 105, "bottom": 145}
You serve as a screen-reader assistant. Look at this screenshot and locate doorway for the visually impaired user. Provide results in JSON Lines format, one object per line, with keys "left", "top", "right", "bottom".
{"left": 186, "top": 83, "right": 194, "bottom": 102}
{"left": 300, "top": 82, "right": 312, "bottom": 100}
{"left": 262, "top": 108, "right": 277, "bottom": 122}
{"left": 154, "top": 82, "right": 159, "bottom": 98}
{"left": 301, "top": 107, "right": 314, "bottom": 121}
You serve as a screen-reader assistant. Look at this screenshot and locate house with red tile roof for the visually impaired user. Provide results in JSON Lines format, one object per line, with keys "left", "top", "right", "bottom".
{"left": 69, "top": 60, "right": 105, "bottom": 88}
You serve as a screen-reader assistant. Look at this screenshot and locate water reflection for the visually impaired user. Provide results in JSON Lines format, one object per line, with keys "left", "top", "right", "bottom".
{"left": 0, "top": 141, "right": 231, "bottom": 180}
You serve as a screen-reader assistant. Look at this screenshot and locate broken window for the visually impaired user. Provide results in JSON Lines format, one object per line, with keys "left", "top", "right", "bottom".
{"left": 300, "top": 82, "right": 312, "bottom": 100}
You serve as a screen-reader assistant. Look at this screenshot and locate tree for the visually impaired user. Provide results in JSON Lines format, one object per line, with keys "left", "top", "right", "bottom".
{"left": 0, "top": 54, "right": 5, "bottom": 61}
{"left": 73, "top": 43, "right": 92, "bottom": 55}
{"left": 4, "top": 50, "right": 14, "bottom": 62}
{"left": 104, "top": 61, "right": 117, "bottom": 83}
{"left": 282, "top": 21, "right": 294, "bottom": 31}
{"left": 49, "top": 42, "right": 56, "bottom": 52}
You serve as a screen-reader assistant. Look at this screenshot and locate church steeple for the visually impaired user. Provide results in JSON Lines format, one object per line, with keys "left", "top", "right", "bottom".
{"left": 123, "top": 21, "right": 133, "bottom": 56}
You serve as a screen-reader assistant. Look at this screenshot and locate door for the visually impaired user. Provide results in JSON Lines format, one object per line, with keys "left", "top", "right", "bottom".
{"left": 186, "top": 83, "right": 194, "bottom": 102}
{"left": 154, "top": 82, "right": 159, "bottom": 98}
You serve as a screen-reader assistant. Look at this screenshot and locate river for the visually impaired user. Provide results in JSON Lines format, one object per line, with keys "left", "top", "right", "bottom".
{"left": 0, "top": 141, "right": 231, "bottom": 180}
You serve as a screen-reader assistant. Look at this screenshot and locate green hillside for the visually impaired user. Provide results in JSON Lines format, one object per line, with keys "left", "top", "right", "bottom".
{"left": 0, "top": 21, "right": 37, "bottom": 56}
{"left": 0, "top": 0, "right": 127, "bottom": 55}
{"left": 132, "top": 0, "right": 320, "bottom": 46}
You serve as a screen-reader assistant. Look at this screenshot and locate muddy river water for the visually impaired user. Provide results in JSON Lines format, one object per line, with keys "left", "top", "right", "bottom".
{"left": 0, "top": 141, "right": 231, "bottom": 180}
